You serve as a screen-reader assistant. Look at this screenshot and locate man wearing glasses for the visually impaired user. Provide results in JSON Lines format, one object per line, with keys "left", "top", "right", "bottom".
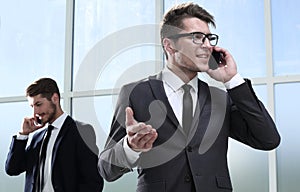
{"left": 99, "top": 2, "right": 280, "bottom": 192}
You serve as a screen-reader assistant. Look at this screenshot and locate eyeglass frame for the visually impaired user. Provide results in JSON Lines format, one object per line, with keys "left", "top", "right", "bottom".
{"left": 168, "top": 32, "right": 219, "bottom": 46}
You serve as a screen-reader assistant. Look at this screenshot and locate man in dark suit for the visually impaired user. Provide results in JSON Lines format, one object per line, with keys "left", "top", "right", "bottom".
{"left": 5, "top": 78, "right": 104, "bottom": 192}
{"left": 98, "top": 2, "right": 281, "bottom": 192}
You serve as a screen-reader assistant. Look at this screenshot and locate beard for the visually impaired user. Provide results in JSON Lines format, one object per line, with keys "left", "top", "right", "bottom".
{"left": 47, "top": 101, "right": 57, "bottom": 124}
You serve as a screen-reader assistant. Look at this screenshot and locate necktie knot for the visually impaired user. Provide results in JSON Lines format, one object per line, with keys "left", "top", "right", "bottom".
{"left": 182, "top": 84, "right": 192, "bottom": 93}
{"left": 47, "top": 125, "right": 54, "bottom": 132}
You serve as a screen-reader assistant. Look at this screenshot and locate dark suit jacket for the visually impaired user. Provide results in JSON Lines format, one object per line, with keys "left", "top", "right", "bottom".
{"left": 99, "top": 74, "right": 280, "bottom": 192}
{"left": 6, "top": 116, "right": 104, "bottom": 192}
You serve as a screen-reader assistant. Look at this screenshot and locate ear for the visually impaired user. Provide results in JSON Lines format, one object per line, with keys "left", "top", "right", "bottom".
{"left": 163, "top": 38, "right": 177, "bottom": 56}
{"left": 51, "top": 93, "right": 60, "bottom": 104}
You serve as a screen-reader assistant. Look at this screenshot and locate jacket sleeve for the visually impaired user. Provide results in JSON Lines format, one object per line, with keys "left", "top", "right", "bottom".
{"left": 98, "top": 84, "right": 135, "bottom": 182}
{"left": 5, "top": 136, "right": 29, "bottom": 176}
{"left": 228, "top": 79, "right": 281, "bottom": 150}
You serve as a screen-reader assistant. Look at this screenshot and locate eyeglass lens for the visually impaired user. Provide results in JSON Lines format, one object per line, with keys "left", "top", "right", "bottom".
{"left": 193, "top": 33, "right": 218, "bottom": 46}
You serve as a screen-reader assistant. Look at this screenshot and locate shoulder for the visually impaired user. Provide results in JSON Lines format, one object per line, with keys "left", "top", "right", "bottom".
{"left": 121, "top": 72, "right": 162, "bottom": 89}
{"left": 119, "top": 74, "right": 161, "bottom": 98}
{"left": 74, "top": 120, "right": 98, "bottom": 154}
{"left": 121, "top": 76, "right": 152, "bottom": 91}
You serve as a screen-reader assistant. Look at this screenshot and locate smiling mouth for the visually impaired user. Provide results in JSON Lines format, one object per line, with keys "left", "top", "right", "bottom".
{"left": 196, "top": 54, "right": 209, "bottom": 59}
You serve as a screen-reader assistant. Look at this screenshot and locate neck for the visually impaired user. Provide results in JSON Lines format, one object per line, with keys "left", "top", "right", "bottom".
{"left": 167, "top": 63, "right": 197, "bottom": 84}
{"left": 49, "top": 107, "right": 64, "bottom": 124}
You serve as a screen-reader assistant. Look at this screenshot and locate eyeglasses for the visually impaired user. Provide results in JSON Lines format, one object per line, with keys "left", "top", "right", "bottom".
{"left": 168, "top": 32, "right": 219, "bottom": 46}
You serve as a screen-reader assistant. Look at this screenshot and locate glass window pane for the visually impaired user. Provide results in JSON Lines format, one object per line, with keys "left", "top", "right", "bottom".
{"left": 0, "top": 1, "right": 66, "bottom": 97}
{"left": 72, "top": 96, "right": 114, "bottom": 149}
{"left": 228, "top": 85, "right": 269, "bottom": 192}
{"left": 94, "top": 46, "right": 157, "bottom": 90}
{"left": 0, "top": 101, "right": 32, "bottom": 191}
{"left": 275, "top": 83, "right": 300, "bottom": 192}
{"left": 165, "top": 0, "right": 266, "bottom": 78}
{"left": 72, "top": 96, "right": 138, "bottom": 191}
{"left": 73, "top": 0, "right": 157, "bottom": 91}
{"left": 272, "top": 1, "right": 300, "bottom": 76}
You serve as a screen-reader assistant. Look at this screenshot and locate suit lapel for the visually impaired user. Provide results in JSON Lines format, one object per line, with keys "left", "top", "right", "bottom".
{"left": 33, "top": 129, "right": 47, "bottom": 180}
{"left": 148, "top": 73, "right": 182, "bottom": 133}
{"left": 148, "top": 74, "right": 211, "bottom": 137}
{"left": 51, "top": 116, "right": 73, "bottom": 167}
{"left": 187, "top": 79, "right": 209, "bottom": 141}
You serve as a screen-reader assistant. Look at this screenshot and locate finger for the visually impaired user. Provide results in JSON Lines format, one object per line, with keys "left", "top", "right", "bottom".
{"left": 130, "top": 131, "right": 157, "bottom": 150}
{"left": 139, "top": 131, "right": 158, "bottom": 151}
{"left": 127, "top": 122, "right": 151, "bottom": 136}
{"left": 125, "top": 107, "right": 137, "bottom": 127}
{"left": 143, "top": 133, "right": 158, "bottom": 150}
{"left": 136, "top": 124, "right": 153, "bottom": 134}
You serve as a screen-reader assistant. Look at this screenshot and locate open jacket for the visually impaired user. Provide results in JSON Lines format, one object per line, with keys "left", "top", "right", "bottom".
{"left": 6, "top": 116, "right": 104, "bottom": 192}
{"left": 99, "top": 73, "right": 280, "bottom": 192}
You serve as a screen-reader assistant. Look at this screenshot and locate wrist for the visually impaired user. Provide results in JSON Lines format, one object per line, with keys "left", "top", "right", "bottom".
{"left": 18, "top": 131, "right": 29, "bottom": 135}
{"left": 224, "top": 73, "right": 245, "bottom": 89}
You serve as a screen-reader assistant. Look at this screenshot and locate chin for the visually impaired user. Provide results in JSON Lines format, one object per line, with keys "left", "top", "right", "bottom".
{"left": 194, "top": 64, "right": 209, "bottom": 72}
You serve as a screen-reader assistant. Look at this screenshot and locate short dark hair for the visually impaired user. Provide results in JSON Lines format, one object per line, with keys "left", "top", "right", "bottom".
{"left": 160, "top": 2, "right": 216, "bottom": 59}
{"left": 26, "top": 77, "right": 60, "bottom": 101}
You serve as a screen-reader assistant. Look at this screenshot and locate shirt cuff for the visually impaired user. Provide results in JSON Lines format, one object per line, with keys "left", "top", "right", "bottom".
{"left": 123, "top": 136, "right": 141, "bottom": 164}
{"left": 224, "top": 73, "right": 245, "bottom": 89}
{"left": 16, "top": 133, "right": 29, "bottom": 140}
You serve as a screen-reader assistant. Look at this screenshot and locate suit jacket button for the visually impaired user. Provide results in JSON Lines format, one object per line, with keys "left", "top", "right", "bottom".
{"left": 187, "top": 146, "right": 193, "bottom": 152}
{"left": 184, "top": 174, "right": 192, "bottom": 182}
{"left": 120, "top": 167, "right": 129, "bottom": 173}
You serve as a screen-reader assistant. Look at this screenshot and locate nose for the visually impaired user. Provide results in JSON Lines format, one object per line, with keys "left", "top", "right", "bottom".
{"left": 201, "top": 37, "right": 212, "bottom": 48}
{"left": 33, "top": 107, "right": 40, "bottom": 116}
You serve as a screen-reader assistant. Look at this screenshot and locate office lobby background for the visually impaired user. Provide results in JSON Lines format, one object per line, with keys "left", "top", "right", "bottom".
{"left": 1, "top": 0, "right": 299, "bottom": 191}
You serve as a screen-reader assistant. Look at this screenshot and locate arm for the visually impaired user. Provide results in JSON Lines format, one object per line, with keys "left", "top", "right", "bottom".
{"left": 5, "top": 116, "right": 43, "bottom": 176}
{"left": 207, "top": 46, "right": 280, "bottom": 150}
{"left": 5, "top": 136, "right": 28, "bottom": 176}
{"left": 98, "top": 105, "right": 135, "bottom": 182}
{"left": 228, "top": 79, "right": 280, "bottom": 150}
{"left": 98, "top": 85, "right": 157, "bottom": 182}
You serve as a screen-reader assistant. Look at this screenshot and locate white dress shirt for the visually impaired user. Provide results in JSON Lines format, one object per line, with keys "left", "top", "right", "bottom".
{"left": 41, "top": 112, "right": 67, "bottom": 192}
{"left": 16, "top": 112, "right": 68, "bottom": 192}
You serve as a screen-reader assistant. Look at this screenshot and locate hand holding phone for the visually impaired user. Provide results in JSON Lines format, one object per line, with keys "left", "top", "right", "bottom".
{"left": 34, "top": 116, "right": 42, "bottom": 126}
{"left": 208, "top": 50, "right": 223, "bottom": 70}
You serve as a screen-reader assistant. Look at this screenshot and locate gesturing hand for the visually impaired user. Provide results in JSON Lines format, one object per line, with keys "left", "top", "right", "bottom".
{"left": 125, "top": 107, "right": 158, "bottom": 152}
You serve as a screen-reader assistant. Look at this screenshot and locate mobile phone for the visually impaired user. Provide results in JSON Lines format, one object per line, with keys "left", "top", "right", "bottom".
{"left": 35, "top": 117, "right": 42, "bottom": 126}
{"left": 208, "top": 50, "right": 223, "bottom": 70}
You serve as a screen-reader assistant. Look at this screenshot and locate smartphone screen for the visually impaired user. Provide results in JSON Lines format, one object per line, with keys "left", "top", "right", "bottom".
{"left": 208, "top": 50, "right": 222, "bottom": 70}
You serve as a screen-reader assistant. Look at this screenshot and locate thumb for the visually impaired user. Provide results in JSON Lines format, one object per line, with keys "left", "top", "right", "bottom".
{"left": 125, "top": 107, "right": 137, "bottom": 127}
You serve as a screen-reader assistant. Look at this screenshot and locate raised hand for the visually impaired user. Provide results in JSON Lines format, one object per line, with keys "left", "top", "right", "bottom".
{"left": 207, "top": 47, "right": 237, "bottom": 83}
{"left": 125, "top": 107, "right": 158, "bottom": 152}
{"left": 20, "top": 116, "right": 44, "bottom": 135}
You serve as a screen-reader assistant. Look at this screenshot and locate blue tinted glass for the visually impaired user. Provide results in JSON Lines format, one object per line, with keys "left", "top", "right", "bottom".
{"left": 275, "top": 83, "right": 300, "bottom": 191}
{"left": 272, "top": 1, "right": 300, "bottom": 76}
{"left": 0, "top": 101, "right": 32, "bottom": 191}
{"left": 72, "top": 96, "right": 139, "bottom": 191}
{"left": 0, "top": 1, "right": 66, "bottom": 97}
{"left": 73, "top": 0, "right": 156, "bottom": 91}
{"left": 228, "top": 85, "right": 269, "bottom": 192}
{"left": 72, "top": 96, "right": 114, "bottom": 149}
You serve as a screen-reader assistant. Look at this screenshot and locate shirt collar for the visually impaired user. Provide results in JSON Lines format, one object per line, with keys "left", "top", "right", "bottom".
{"left": 162, "top": 67, "right": 198, "bottom": 92}
{"left": 49, "top": 112, "right": 68, "bottom": 130}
